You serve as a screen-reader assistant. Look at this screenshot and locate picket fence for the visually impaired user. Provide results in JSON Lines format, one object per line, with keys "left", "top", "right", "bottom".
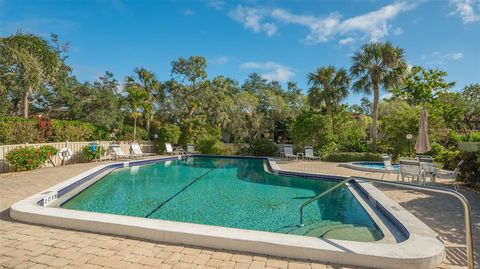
{"left": 0, "top": 141, "right": 156, "bottom": 173}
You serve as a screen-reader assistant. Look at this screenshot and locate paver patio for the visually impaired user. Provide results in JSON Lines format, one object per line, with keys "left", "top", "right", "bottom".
{"left": 0, "top": 159, "right": 478, "bottom": 269}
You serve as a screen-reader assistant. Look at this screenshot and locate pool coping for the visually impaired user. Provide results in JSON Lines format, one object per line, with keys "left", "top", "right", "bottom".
{"left": 10, "top": 155, "right": 444, "bottom": 269}
{"left": 339, "top": 161, "right": 399, "bottom": 174}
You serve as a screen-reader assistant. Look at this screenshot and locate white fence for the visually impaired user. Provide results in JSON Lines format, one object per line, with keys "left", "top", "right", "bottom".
{"left": 0, "top": 141, "right": 157, "bottom": 173}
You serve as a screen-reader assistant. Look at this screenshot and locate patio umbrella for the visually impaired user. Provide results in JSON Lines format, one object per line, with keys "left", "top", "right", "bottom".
{"left": 415, "top": 107, "right": 431, "bottom": 154}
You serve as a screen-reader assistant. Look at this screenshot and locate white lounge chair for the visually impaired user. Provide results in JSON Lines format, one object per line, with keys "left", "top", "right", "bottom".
{"left": 304, "top": 146, "right": 320, "bottom": 160}
{"left": 131, "top": 143, "right": 155, "bottom": 157}
{"left": 109, "top": 144, "right": 131, "bottom": 160}
{"left": 186, "top": 143, "right": 200, "bottom": 154}
{"left": 283, "top": 145, "right": 298, "bottom": 160}
{"left": 165, "top": 143, "right": 185, "bottom": 155}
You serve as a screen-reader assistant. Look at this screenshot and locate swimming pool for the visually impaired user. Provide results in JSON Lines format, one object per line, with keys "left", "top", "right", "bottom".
{"left": 340, "top": 161, "right": 399, "bottom": 173}
{"left": 10, "top": 156, "right": 445, "bottom": 268}
{"left": 355, "top": 162, "right": 399, "bottom": 170}
{"left": 61, "top": 157, "right": 382, "bottom": 242}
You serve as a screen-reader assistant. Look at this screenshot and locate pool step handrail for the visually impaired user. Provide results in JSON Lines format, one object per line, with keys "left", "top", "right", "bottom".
{"left": 299, "top": 177, "right": 354, "bottom": 226}
{"left": 298, "top": 176, "right": 475, "bottom": 269}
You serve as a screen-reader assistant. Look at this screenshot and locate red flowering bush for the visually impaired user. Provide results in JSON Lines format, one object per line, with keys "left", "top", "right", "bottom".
{"left": 5, "top": 146, "right": 58, "bottom": 171}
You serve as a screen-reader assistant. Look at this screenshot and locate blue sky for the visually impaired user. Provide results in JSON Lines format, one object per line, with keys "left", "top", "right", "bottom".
{"left": 1, "top": 0, "right": 479, "bottom": 105}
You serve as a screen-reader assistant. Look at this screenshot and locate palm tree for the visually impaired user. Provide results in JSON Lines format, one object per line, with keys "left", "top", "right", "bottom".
{"left": 125, "top": 84, "right": 148, "bottom": 141}
{"left": 0, "top": 31, "right": 61, "bottom": 118}
{"left": 307, "top": 66, "right": 350, "bottom": 115}
{"left": 125, "top": 68, "right": 162, "bottom": 135}
{"left": 350, "top": 42, "right": 407, "bottom": 152}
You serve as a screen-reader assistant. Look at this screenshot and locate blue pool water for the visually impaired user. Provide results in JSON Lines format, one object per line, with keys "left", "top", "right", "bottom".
{"left": 61, "top": 157, "right": 383, "bottom": 242}
{"left": 354, "top": 162, "right": 399, "bottom": 170}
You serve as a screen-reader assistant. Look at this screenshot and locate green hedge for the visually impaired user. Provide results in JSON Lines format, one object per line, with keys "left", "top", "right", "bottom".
{"left": 323, "top": 152, "right": 383, "bottom": 162}
{"left": 0, "top": 116, "right": 111, "bottom": 144}
{"left": 0, "top": 115, "right": 156, "bottom": 145}
{"left": 196, "top": 135, "right": 224, "bottom": 155}
{"left": 116, "top": 125, "right": 149, "bottom": 141}
{"left": 458, "top": 151, "right": 480, "bottom": 189}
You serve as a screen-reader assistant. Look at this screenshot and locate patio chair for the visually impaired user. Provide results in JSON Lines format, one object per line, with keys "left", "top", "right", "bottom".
{"left": 186, "top": 143, "right": 200, "bottom": 154}
{"left": 381, "top": 154, "right": 393, "bottom": 180}
{"left": 109, "top": 144, "right": 131, "bottom": 160}
{"left": 304, "top": 146, "right": 320, "bottom": 160}
{"left": 131, "top": 143, "right": 155, "bottom": 157}
{"left": 283, "top": 144, "right": 298, "bottom": 160}
{"left": 398, "top": 159, "right": 422, "bottom": 183}
{"left": 165, "top": 143, "right": 185, "bottom": 155}
{"left": 436, "top": 160, "right": 464, "bottom": 191}
{"left": 420, "top": 162, "right": 438, "bottom": 185}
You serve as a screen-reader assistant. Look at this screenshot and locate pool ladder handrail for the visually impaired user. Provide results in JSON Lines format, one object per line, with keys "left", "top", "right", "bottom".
{"left": 297, "top": 176, "right": 475, "bottom": 269}
{"left": 299, "top": 177, "right": 354, "bottom": 226}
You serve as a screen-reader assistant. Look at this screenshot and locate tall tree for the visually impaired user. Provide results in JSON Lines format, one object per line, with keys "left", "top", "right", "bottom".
{"left": 307, "top": 66, "right": 350, "bottom": 115}
{"left": 350, "top": 42, "right": 407, "bottom": 152}
{"left": 0, "top": 32, "right": 61, "bottom": 118}
{"left": 461, "top": 83, "right": 480, "bottom": 130}
{"left": 125, "top": 68, "right": 162, "bottom": 135}
{"left": 392, "top": 66, "right": 455, "bottom": 105}
{"left": 125, "top": 84, "right": 148, "bottom": 141}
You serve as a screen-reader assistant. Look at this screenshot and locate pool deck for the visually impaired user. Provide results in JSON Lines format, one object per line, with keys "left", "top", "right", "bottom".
{"left": 0, "top": 158, "right": 478, "bottom": 269}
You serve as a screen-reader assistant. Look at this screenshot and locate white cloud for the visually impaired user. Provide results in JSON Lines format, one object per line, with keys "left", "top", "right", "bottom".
{"left": 339, "top": 37, "right": 354, "bottom": 45}
{"left": 183, "top": 9, "right": 194, "bottom": 16}
{"left": 228, "top": 5, "right": 278, "bottom": 36}
{"left": 208, "top": 0, "right": 225, "bottom": 10}
{"left": 240, "top": 61, "right": 294, "bottom": 82}
{"left": 393, "top": 27, "right": 404, "bottom": 35}
{"left": 421, "top": 52, "right": 464, "bottom": 64}
{"left": 271, "top": 2, "right": 414, "bottom": 43}
{"left": 449, "top": 0, "right": 480, "bottom": 23}
{"left": 227, "top": 2, "right": 414, "bottom": 43}
{"left": 210, "top": 56, "right": 230, "bottom": 65}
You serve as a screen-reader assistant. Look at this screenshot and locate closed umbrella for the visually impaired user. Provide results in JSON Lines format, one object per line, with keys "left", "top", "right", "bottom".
{"left": 415, "top": 107, "right": 431, "bottom": 154}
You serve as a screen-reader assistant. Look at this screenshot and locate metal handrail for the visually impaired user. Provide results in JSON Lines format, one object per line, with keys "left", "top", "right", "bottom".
{"left": 298, "top": 176, "right": 475, "bottom": 269}
{"left": 299, "top": 177, "right": 354, "bottom": 226}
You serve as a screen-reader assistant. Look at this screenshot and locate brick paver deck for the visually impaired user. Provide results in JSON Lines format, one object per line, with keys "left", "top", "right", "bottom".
{"left": 0, "top": 159, "right": 478, "bottom": 269}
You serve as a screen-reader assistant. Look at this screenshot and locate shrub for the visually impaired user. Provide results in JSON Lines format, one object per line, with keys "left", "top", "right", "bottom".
{"left": 447, "top": 130, "right": 480, "bottom": 143}
{"left": 5, "top": 146, "right": 58, "bottom": 171}
{"left": 155, "top": 124, "right": 181, "bottom": 149}
{"left": 37, "top": 116, "right": 54, "bottom": 141}
{"left": 116, "top": 125, "right": 149, "bottom": 141}
{"left": 236, "top": 143, "right": 252, "bottom": 156}
{"left": 0, "top": 116, "right": 112, "bottom": 144}
{"left": 464, "top": 131, "right": 480, "bottom": 142}
{"left": 51, "top": 120, "right": 98, "bottom": 142}
{"left": 323, "top": 152, "right": 383, "bottom": 162}
{"left": 81, "top": 145, "right": 106, "bottom": 162}
{"left": 0, "top": 117, "right": 42, "bottom": 144}
{"left": 249, "top": 138, "right": 278, "bottom": 157}
{"left": 196, "top": 135, "right": 223, "bottom": 155}
{"left": 430, "top": 142, "right": 461, "bottom": 170}
{"left": 458, "top": 151, "right": 480, "bottom": 189}
{"left": 290, "top": 111, "right": 334, "bottom": 153}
